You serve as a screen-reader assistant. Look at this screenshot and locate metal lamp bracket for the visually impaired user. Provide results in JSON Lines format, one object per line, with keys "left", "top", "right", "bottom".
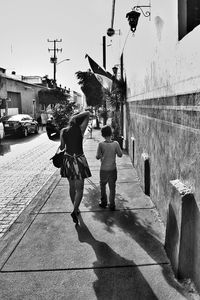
{"left": 133, "top": 5, "right": 151, "bottom": 19}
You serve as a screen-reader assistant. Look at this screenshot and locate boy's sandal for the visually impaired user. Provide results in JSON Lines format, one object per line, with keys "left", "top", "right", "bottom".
{"left": 99, "top": 202, "right": 107, "bottom": 208}
{"left": 109, "top": 205, "right": 116, "bottom": 211}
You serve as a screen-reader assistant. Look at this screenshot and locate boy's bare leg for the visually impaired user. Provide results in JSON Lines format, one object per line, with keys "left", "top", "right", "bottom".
{"left": 108, "top": 169, "right": 117, "bottom": 210}
{"left": 100, "top": 170, "right": 108, "bottom": 207}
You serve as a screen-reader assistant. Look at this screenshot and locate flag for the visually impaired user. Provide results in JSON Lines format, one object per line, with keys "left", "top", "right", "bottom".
{"left": 85, "top": 54, "right": 113, "bottom": 90}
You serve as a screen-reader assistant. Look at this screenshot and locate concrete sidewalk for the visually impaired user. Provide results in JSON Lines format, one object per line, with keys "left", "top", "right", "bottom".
{"left": 0, "top": 129, "right": 197, "bottom": 299}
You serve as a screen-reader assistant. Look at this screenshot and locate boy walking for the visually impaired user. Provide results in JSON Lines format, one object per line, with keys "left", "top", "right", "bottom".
{"left": 96, "top": 125, "right": 123, "bottom": 210}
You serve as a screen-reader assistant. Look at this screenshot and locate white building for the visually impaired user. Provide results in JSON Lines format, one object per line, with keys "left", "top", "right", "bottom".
{"left": 111, "top": 0, "right": 200, "bottom": 291}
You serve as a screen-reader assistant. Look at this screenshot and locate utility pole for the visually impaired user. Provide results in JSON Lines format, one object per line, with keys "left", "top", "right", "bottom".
{"left": 103, "top": 36, "right": 106, "bottom": 70}
{"left": 120, "top": 53, "right": 124, "bottom": 137}
{"left": 47, "top": 39, "right": 62, "bottom": 87}
{"left": 102, "top": 35, "right": 107, "bottom": 125}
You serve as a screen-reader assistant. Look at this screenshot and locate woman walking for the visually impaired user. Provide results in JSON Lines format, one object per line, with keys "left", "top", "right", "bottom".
{"left": 59, "top": 110, "right": 91, "bottom": 225}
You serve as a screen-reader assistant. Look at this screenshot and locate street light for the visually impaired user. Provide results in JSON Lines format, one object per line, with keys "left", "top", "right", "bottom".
{"left": 126, "top": 5, "right": 151, "bottom": 33}
{"left": 57, "top": 58, "right": 70, "bottom": 65}
{"left": 112, "top": 66, "right": 118, "bottom": 78}
{"left": 50, "top": 58, "right": 70, "bottom": 87}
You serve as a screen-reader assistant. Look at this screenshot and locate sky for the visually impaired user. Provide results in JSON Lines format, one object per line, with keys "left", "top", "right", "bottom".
{"left": 0, "top": 0, "right": 122, "bottom": 93}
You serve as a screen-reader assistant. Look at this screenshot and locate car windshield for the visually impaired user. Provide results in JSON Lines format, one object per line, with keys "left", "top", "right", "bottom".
{"left": 8, "top": 115, "right": 31, "bottom": 121}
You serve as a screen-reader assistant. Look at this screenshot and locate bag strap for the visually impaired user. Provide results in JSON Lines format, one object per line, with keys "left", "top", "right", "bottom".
{"left": 56, "top": 146, "right": 65, "bottom": 154}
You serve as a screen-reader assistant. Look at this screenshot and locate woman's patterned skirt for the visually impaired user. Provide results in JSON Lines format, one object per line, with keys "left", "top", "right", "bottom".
{"left": 60, "top": 153, "right": 91, "bottom": 180}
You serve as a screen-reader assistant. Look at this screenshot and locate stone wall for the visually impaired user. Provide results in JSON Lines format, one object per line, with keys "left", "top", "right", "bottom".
{"left": 126, "top": 92, "right": 200, "bottom": 290}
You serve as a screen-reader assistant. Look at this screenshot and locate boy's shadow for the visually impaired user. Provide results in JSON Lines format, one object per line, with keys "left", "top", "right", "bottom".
{"left": 76, "top": 215, "right": 158, "bottom": 300}
{"left": 82, "top": 184, "right": 189, "bottom": 298}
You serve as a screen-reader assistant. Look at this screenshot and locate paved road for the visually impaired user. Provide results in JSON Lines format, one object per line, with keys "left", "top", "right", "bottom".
{"left": 0, "top": 130, "right": 59, "bottom": 239}
{"left": 0, "top": 120, "right": 94, "bottom": 240}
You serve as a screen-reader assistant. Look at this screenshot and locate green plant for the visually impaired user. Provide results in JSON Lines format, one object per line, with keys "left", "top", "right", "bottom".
{"left": 38, "top": 87, "right": 69, "bottom": 105}
{"left": 52, "top": 100, "right": 76, "bottom": 130}
{"left": 76, "top": 70, "right": 104, "bottom": 128}
{"left": 104, "top": 78, "right": 126, "bottom": 138}
{"left": 76, "top": 70, "right": 103, "bottom": 107}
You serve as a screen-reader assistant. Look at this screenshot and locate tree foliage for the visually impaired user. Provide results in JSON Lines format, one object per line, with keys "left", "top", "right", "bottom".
{"left": 52, "top": 100, "right": 76, "bottom": 130}
{"left": 75, "top": 70, "right": 103, "bottom": 107}
{"left": 104, "top": 78, "right": 126, "bottom": 138}
{"left": 38, "top": 88, "right": 70, "bottom": 106}
{"left": 104, "top": 78, "right": 126, "bottom": 111}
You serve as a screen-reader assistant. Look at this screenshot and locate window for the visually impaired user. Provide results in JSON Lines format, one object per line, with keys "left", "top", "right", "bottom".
{"left": 178, "top": 0, "right": 200, "bottom": 40}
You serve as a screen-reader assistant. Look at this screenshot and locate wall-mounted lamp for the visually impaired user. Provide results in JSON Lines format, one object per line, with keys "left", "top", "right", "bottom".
{"left": 126, "top": 10, "right": 141, "bottom": 33}
{"left": 126, "top": 5, "right": 151, "bottom": 33}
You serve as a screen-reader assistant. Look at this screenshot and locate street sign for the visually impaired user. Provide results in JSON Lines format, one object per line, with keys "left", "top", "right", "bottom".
{"left": 107, "top": 28, "right": 115, "bottom": 37}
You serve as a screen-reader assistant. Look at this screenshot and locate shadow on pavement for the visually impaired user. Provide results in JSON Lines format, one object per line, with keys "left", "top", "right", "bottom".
{"left": 83, "top": 184, "right": 188, "bottom": 298}
{"left": 76, "top": 216, "right": 158, "bottom": 300}
{"left": 3, "top": 132, "right": 42, "bottom": 146}
{"left": 0, "top": 143, "right": 11, "bottom": 156}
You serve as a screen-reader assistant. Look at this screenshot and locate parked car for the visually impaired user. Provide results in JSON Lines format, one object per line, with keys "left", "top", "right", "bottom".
{"left": 0, "top": 121, "right": 4, "bottom": 140}
{"left": 2, "top": 114, "right": 39, "bottom": 137}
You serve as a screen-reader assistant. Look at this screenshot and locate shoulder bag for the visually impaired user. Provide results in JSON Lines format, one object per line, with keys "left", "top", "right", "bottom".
{"left": 50, "top": 147, "right": 65, "bottom": 168}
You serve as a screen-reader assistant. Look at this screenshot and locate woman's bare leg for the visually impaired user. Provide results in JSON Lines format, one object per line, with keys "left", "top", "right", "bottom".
{"left": 73, "top": 179, "right": 84, "bottom": 213}
{"left": 68, "top": 179, "right": 75, "bottom": 204}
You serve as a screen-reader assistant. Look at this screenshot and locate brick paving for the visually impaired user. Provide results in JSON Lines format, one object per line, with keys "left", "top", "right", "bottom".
{"left": 0, "top": 123, "right": 93, "bottom": 240}
{"left": 0, "top": 132, "right": 59, "bottom": 239}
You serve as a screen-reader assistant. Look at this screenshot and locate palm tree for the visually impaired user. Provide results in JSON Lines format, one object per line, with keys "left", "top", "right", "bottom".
{"left": 104, "top": 78, "right": 126, "bottom": 142}
{"left": 76, "top": 70, "right": 104, "bottom": 128}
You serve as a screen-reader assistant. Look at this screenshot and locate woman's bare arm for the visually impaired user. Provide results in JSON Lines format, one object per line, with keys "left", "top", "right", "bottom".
{"left": 59, "top": 128, "right": 65, "bottom": 151}
{"left": 73, "top": 111, "right": 90, "bottom": 135}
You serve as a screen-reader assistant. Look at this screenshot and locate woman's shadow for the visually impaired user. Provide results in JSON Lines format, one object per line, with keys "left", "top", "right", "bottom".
{"left": 76, "top": 215, "right": 158, "bottom": 300}
{"left": 82, "top": 184, "right": 189, "bottom": 298}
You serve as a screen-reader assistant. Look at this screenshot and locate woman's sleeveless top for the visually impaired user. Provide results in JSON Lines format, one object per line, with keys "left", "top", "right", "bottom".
{"left": 62, "top": 124, "right": 83, "bottom": 155}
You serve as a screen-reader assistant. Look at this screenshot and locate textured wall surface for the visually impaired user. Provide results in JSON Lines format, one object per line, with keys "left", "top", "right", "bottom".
{"left": 126, "top": 92, "right": 200, "bottom": 289}
{"left": 0, "top": 76, "right": 7, "bottom": 99}
{"left": 5, "top": 78, "right": 42, "bottom": 117}
{"left": 126, "top": 93, "right": 200, "bottom": 224}
{"left": 116, "top": 0, "right": 200, "bottom": 292}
